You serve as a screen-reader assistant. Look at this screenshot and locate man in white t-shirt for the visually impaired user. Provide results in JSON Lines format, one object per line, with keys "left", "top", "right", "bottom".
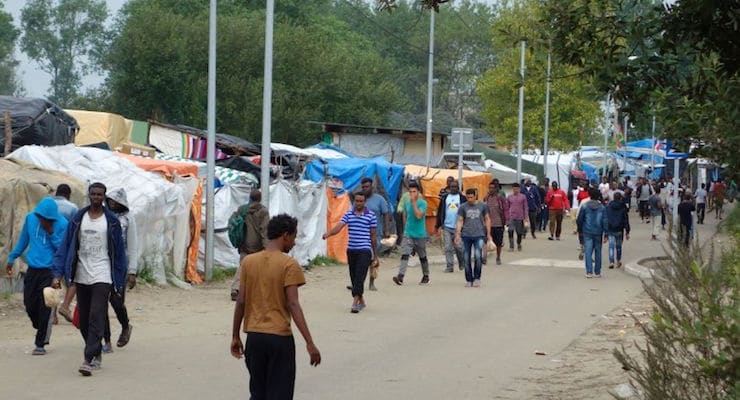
{"left": 53, "top": 183, "right": 127, "bottom": 376}
{"left": 598, "top": 178, "right": 610, "bottom": 203}
{"left": 694, "top": 183, "right": 708, "bottom": 224}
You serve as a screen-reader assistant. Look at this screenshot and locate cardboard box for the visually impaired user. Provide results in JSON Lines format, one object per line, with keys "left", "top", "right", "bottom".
{"left": 120, "top": 142, "right": 156, "bottom": 158}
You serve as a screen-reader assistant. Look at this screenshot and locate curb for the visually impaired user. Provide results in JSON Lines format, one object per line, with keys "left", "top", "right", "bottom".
{"left": 623, "top": 257, "right": 660, "bottom": 280}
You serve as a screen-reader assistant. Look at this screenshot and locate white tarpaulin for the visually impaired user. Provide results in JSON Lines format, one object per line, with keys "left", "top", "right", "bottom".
{"left": 337, "top": 134, "right": 405, "bottom": 159}
{"left": 198, "top": 184, "right": 252, "bottom": 271}
{"left": 522, "top": 153, "right": 573, "bottom": 187}
{"left": 8, "top": 145, "right": 192, "bottom": 286}
{"left": 484, "top": 159, "right": 537, "bottom": 184}
{"left": 269, "top": 180, "right": 328, "bottom": 265}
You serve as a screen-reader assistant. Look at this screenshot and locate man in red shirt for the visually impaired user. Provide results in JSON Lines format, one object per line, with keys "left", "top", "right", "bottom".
{"left": 545, "top": 181, "right": 570, "bottom": 240}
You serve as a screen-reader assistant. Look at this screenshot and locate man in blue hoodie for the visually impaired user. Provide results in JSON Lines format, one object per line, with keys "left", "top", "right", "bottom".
{"left": 577, "top": 188, "right": 608, "bottom": 278}
{"left": 6, "top": 197, "right": 68, "bottom": 355}
{"left": 52, "top": 182, "right": 127, "bottom": 376}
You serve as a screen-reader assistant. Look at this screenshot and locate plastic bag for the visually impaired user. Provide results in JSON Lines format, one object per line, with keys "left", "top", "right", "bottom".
{"left": 487, "top": 238, "right": 496, "bottom": 252}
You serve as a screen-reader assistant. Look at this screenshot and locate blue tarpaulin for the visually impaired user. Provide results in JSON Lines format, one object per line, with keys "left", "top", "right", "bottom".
{"left": 303, "top": 156, "right": 405, "bottom": 209}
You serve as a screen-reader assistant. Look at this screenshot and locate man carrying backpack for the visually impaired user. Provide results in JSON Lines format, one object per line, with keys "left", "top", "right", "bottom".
{"left": 230, "top": 190, "right": 270, "bottom": 301}
{"left": 605, "top": 192, "right": 630, "bottom": 269}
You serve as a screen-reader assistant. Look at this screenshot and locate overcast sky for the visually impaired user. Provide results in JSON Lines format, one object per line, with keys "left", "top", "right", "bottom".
{"left": 6, "top": 0, "right": 500, "bottom": 99}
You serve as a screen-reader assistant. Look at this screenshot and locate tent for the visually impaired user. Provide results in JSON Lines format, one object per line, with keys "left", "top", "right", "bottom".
{"left": 197, "top": 183, "right": 252, "bottom": 272}
{"left": 67, "top": 109, "right": 132, "bottom": 150}
{"left": 0, "top": 96, "right": 78, "bottom": 153}
{"left": 483, "top": 159, "right": 537, "bottom": 184}
{"left": 8, "top": 145, "right": 193, "bottom": 286}
{"left": 0, "top": 159, "right": 87, "bottom": 292}
{"left": 403, "top": 165, "right": 491, "bottom": 233}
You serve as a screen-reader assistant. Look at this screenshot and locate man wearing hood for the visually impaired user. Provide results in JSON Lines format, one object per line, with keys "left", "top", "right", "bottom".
{"left": 52, "top": 182, "right": 127, "bottom": 376}
{"left": 605, "top": 192, "right": 630, "bottom": 269}
{"left": 6, "top": 197, "right": 68, "bottom": 355}
{"left": 103, "top": 188, "right": 138, "bottom": 351}
{"left": 230, "top": 190, "right": 269, "bottom": 301}
{"left": 577, "top": 188, "right": 608, "bottom": 278}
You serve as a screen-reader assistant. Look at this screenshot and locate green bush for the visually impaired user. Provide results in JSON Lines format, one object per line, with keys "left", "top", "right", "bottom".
{"left": 614, "top": 207, "right": 740, "bottom": 399}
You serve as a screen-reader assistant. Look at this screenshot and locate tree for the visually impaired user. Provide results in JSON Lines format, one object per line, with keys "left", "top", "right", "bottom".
{"left": 477, "top": 0, "right": 602, "bottom": 151}
{"left": 0, "top": 0, "right": 20, "bottom": 95}
{"left": 20, "top": 0, "right": 108, "bottom": 106}
{"left": 543, "top": 0, "right": 740, "bottom": 174}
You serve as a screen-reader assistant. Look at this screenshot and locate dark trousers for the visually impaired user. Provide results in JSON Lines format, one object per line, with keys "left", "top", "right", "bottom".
{"left": 639, "top": 200, "right": 649, "bottom": 220}
{"left": 528, "top": 211, "right": 539, "bottom": 236}
{"left": 539, "top": 206, "right": 549, "bottom": 231}
{"left": 23, "top": 268, "right": 53, "bottom": 348}
{"left": 245, "top": 333, "right": 296, "bottom": 400}
{"left": 104, "top": 286, "right": 129, "bottom": 342}
{"left": 697, "top": 203, "right": 705, "bottom": 224}
{"left": 76, "top": 282, "right": 111, "bottom": 362}
{"left": 347, "top": 249, "right": 371, "bottom": 298}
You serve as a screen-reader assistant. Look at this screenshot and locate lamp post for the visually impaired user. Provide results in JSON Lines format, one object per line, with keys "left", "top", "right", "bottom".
{"left": 425, "top": 10, "right": 435, "bottom": 168}
{"left": 204, "top": 0, "right": 217, "bottom": 280}
{"left": 516, "top": 40, "right": 526, "bottom": 184}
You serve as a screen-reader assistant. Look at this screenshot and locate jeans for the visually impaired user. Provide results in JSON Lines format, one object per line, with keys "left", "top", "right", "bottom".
{"left": 583, "top": 234, "right": 603, "bottom": 275}
{"left": 607, "top": 232, "right": 624, "bottom": 264}
{"left": 461, "top": 236, "right": 485, "bottom": 282}
{"left": 539, "top": 206, "right": 549, "bottom": 231}
{"left": 347, "top": 249, "right": 371, "bottom": 298}
{"left": 442, "top": 227, "right": 463, "bottom": 271}
{"left": 76, "top": 282, "right": 111, "bottom": 363}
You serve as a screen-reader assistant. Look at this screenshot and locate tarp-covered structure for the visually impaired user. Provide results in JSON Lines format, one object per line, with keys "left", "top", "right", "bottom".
{"left": 0, "top": 96, "right": 78, "bottom": 153}
{"left": 0, "top": 159, "right": 87, "bottom": 292}
{"left": 197, "top": 184, "right": 252, "bottom": 271}
{"left": 67, "top": 109, "right": 132, "bottom": 150}
{"left": 8, "top": 145, "right": 194, "bottom": 286}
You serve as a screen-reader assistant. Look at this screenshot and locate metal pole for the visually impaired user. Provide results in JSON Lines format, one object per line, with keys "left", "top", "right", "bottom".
{"left": 425, "top": 10, "right": 435, "bottom": 168}
{"left": 457, "top": 131, "right": 464, "bottom": 184}
{"left": 603, "top": 94, "right": 610, "bottom": 179}
{"left": 650, "top": 114, "right": 656, "bottom": 177}
{"left": 205, "top": 0, "right": 217, "bottom": 281}
{"left": 260, "top": 0, "right": 275, "bottom": 207}
{"left": 623, "top": 115, "right": 628, "bottom": 172}
{"left": 516, "top": 40, "right": 525, "bottom": 184}
{"left": 672, "top": 161, "right": 679, "bottom": 227}
{"left": 543, "top": 50, "right": 551, "bottom": 180}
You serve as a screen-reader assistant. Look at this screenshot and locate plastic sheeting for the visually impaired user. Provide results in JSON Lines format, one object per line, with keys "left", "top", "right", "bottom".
{"left": 303, "top": 156, "right": 404, "bottom": 210}
{"left": 67, "top": 109, "right": 132, "bottom": 150}
{"left": 483, "top": 159, "right": 537, "bottom": 184}
{"left": 269, "top": 180, "right": 328, "bottom": 266}
{"left": 8, "top": 145, "right": 192, "bottom": 286}
{"left": 0, "top": 96, "right": 78, "bottom": 152}
{"left": 336, "top": 134, "right": 405, "bottom": 160}
{"left": 325, "top": 189, "right": 351, "bottom": 263}
{"left": 197, "top": 184, "right": 252, "bottom": 271}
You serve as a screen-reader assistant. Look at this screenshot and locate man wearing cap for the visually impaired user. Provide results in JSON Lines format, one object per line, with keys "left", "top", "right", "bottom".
{"left": 6, "top": 197, "right": 68, "bottom": 355}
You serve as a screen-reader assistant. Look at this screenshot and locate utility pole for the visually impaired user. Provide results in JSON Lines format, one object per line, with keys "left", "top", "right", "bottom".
{"left": 543, "top": 49, "right": 551, "bottom": 180}
{"left": 602, "top": 93, "right": 610, "bottom": 179}
{"left": 205, "top": 0, "right": 217, "bottom": 280}
{"left": 260, "top": 0, "right": 275, "bottom": 206}
{"left": 425, "top": 10, "right": 436, "bottom": 168}
{"left": 516, "top": 40, "right": 526, "bottom": 184}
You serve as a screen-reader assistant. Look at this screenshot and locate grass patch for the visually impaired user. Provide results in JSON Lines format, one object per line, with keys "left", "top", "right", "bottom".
{"left": 137, "top": 267, "right": 157, "bottom": 285}
{"left": 210, "top": 267, "right": 237, "bottom": 282}
{"left": 308, "top": 256, "right": 340, "bottom": 266}
{"left": 1, "top": 292, "right": 12, "bottom": 301}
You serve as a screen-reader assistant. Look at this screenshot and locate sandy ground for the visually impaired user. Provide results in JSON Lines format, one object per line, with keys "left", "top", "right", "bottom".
{"left": 0, "top": 206, "right": 730, "bottom": 400}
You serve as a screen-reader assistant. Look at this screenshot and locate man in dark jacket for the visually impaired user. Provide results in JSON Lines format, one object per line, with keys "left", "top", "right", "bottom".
{"left": 231, "top": 190, "right": 270, "bottom": 301}
{"left": 522, "top": 179, "right": 541, "bottom": 239}
{"left": 577, "top": 188, "right": 607, "bottom": 278}
{"left": 605, "top": 192, "right": 630, "bottom": 269}
{"left": 435, "top": 180, "right": 466, "bottom": 272}
{"left": 52, "top": 182, "right": 127, "bottom": 376}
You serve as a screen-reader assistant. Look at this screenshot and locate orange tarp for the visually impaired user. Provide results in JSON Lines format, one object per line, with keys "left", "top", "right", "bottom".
{"left": 403, "top": 165, "right": 492, "bottom": 234}
{"left": 116, "top": 153, "right": 203, "bottom": 283}
{"left": 326, "top": 188, "right": 350, "bottom": 264}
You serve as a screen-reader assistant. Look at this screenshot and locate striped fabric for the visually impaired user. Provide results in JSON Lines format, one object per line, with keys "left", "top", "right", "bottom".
{"left": 341, "top": 209, "right": 377, "bottom": 252}
{"left": 155, "top": 153, "right": 258, "bottom": 186}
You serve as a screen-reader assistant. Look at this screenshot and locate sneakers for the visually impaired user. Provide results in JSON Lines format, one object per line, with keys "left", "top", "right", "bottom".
{"left": 102, "top": 342, "right": 113, "bottom": 354}
{"left": 608, "top": 264, "right": 615, "bottom": 269}
{"left": 117, "top": 325, "right": 133, "bottom": 347}
{"left": 392, "top": 274, "right": 404, "bottom": 285}
{"left": 556, "top": 237, "right": 561, "bottom": 241}
{"left": 496, "top": 258, "right": 501, "bottom": 265}
{"left": 444, "top": 268, "right": 454, "bottom": 273}
{"left": 472, "top": 279, "right": 481, "bottom": 288}
{"left": 585, "top": 273, "right": 593, "bottom": 278}
{"left": 517, "top": 245, "right": 522, "bottom": 252}
{"left": 548, "top": 236, "right": 554, "bottom": 241}
{"left": 78, "top": 361, "right": 94, "bottom": 376}
{"left": 31, "top": 347, "right": 46, "bottom": 355}
{"left": 464, "top": 281, "right": 472, "bottom": 288}
{"left": 91, "top": 355, "right": 102, "bottom": 370}
{"left": 595, "top": 274, "right": 602, "bottom": 278}
{"left": 350, "top": 304, "right": 360, "bottom": 313}
{"left": 616, "top": 261, "right": 622, "bottom": 269}
{"left": 419, "top": 275, "right": 430, "bottom": 285}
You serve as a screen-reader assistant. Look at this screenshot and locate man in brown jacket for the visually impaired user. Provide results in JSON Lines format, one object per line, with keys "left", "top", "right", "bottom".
{"left": 231, "top": 190, "right": 270, "bottom": 301}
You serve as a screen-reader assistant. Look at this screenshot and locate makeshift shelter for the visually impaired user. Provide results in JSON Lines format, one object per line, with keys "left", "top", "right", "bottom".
{"left": 0, "top": 159, "right": 86, "bottom": 292}
{"left": 403, "top": 165, "right": 491, "bottom": 233}
{"left": 147, "top": 120, "right": 259, "bottom": 159}
{"left": 67, "top": 109, "right": 132, "bottom": 150}
{"left": 116, "top": 153, "right": 203, "bottom": 284}
{"left": 8, "top": 145, "right": 193, "bottom": 286}
{"left": 156, "top": 153, "right": 258, "bottom": 186}
{"left": 197, "top": 183, "right": 252, "bottom": 272}
{"left": 0, "top": 96, "right": 78, "bottom": 153}
{"left": 482, "top": 159, "right": 537, "bottom": 184}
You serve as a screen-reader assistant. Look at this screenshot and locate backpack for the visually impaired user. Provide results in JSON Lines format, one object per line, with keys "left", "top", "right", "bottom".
{"left": 228, "top": 205, "right": 249, "bottom": 248}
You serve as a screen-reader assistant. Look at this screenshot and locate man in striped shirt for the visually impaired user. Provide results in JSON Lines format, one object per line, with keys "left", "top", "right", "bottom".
{"left": 323, "top": 192, "right": 378, "bottom": 313}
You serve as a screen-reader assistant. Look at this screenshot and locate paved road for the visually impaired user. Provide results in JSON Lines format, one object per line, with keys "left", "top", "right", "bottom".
{"left": 0, "top": 208, "right": 725, "bottom": 399}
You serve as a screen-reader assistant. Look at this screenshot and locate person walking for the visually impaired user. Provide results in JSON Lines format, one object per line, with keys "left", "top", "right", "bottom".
{"left": 545, "top": 181, "right": 570, "bottom": 241}
{"left": 713, "top": 180, "right": 726, "bottom": 220}
{"left": 455, "top": 188, "right": 491, "bottom": 287}
{"left": 484, "top": 181, "right": 508, "bottom": 265}
{"left": 438, "top": 176, "right": 454, "bottom": 198}
{"left": 577, "top": 188, "right": 608, "bottom": 278}
{"left": 102, "top": 188, "right": 137, "bottom": 351}
{"left": 361, "top": 178, "right": 391, "bottom": 289}
{"left": 506, "top": 183, "right": 528, "bottom": 251}
{"left": 53, "top": 184, "right": 78, "bottom": 222}
{"left": 694, "top": 183, "right": 707, "bottom": 224}
{"left": 393, "top": 182, "right": 429, "bottom": 286}
{"left": 323, "top": 192, "right": 377, "bottom": 313}
{"left": 230, "top": 190, "right": 269, "bottom": 301}
{"left": 648, "top": 186, "right": 664, "bottom": 241}
{"left": 605, "top": 192, "right": 630, "bottom": 269}
{"left": 435, "top": 180, "right": 465, "bottom": 273}
{"left": 522, "top": 179, "right": 540, "bottom": 239}
{"left": 678, "top": 194, "right": 695, "bottom": 247}
{"left": 52, "top": 182, "right": 127, "bottom": 376}
{"left": 6, "top": 197, "right": 68, "bottom": 355}
{"left": 231, "top": 214, "right": 321, "bottom": 399}
{"left": 538, "top": 179, "right": 549, "bottom": 232}
{"left": 636, "top": 177, "right": 653, "bottom": 223}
